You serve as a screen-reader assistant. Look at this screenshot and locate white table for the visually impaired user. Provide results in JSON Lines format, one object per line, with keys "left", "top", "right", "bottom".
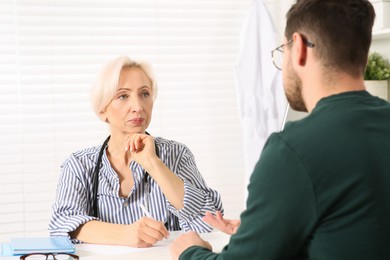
{"left": 77, "top": 231, "right": 230, "bottom": 259}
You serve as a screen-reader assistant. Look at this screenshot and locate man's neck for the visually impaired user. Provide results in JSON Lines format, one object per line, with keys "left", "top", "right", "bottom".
{"left": 303, "top": 73, "right": 365, "bottom": 112}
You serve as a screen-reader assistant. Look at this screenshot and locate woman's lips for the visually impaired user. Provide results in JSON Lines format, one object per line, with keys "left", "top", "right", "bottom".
{"left": 128, "top": 118, "right": 144, "bottom": 125}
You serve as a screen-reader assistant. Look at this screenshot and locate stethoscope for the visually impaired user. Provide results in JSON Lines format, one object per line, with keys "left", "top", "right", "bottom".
{"left": 91, "top": 135, "right": 110, "bottom": 218}
{"left": 91, "top": 133, "right": 170, "bottom": 228}
{"left": 92, "top": 134, "right": 156, "bottom": 217}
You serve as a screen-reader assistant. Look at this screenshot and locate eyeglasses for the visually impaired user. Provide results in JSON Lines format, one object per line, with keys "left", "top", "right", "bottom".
{"left": 20, "top": 253, "right": 79, "bottom": 260}
{"left": 271, "top": 38, "right": 315, "bottom": 70}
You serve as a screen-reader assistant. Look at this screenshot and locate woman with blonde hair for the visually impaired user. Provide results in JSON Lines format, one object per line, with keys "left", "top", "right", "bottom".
{"left": 49, "top": 55, "right": 223, "bottom": 248}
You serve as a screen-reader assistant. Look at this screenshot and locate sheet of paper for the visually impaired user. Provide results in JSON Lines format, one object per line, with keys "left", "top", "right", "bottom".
{"left": 76, "top": 231, "right": 181, "bottom": 255}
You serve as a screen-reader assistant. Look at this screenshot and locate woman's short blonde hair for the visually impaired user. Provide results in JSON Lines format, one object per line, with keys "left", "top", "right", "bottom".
{"left": 90, "top": 55, "right": 158, "bottom": 118}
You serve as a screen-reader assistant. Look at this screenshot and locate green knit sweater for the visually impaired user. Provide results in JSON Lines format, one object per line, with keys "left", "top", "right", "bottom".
{"left": 181, "top": 91, "right": 390, "bottom": 260}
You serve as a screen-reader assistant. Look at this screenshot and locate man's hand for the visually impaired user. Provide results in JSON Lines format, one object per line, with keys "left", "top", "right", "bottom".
{"left": 170, "top": 231, "right": 212, "bottom": 260}
{"left": 202, "top": 211, "right": 240, "bottom": 235}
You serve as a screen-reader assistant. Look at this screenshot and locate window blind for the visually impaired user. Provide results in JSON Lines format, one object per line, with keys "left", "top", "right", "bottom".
{"left": 0, "top": 0, "right": 252, "bottom": 241}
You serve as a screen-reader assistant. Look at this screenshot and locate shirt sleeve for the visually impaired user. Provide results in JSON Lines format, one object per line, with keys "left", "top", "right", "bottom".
{"left": 165, "top": 147, "right": 224, "bottom": 233}
{"left": 48, "top": 154, "right": 97, "bottom": 239}
{"left": 180, "top": 134, "right": 318, "bottom": 259}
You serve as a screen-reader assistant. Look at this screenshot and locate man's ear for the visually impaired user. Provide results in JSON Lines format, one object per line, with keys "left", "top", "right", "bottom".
{"left": 292, "top": 32, "right": 308, "bottom": 68}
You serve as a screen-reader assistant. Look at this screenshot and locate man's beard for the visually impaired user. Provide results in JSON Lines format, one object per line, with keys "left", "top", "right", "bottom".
{"left": 284, "top": 62, "right": 308, "bottom": 112}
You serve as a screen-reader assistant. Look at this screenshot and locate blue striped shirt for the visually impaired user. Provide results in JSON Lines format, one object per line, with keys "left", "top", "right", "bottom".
{"left": 48, "top": 137, "right": 223, "bottom": 239}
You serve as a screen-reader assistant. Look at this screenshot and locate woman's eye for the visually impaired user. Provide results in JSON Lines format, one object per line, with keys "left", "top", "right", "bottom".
{"left": 118, "top": 94, "right": 128, "bottom": 100}
{"left": 141, "top": 92, "right": 150, "bottom": 98}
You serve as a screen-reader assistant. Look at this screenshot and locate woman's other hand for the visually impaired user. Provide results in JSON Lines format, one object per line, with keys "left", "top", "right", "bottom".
{"left": 202, "top": 211, "right": 240, "bottom": 235}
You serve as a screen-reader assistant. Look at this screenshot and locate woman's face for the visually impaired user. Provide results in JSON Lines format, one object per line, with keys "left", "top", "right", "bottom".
{"left": 101, "top": 67, "right": 154, "bottom": 136}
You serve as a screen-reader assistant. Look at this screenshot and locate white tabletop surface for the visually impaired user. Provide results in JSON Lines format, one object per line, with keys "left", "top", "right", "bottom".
{"left": 77, "top": 230, "right": 230, "bottom": 260}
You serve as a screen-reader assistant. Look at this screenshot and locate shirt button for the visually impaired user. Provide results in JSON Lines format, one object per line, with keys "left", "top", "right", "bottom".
{"left": 124, "top": 202, "right": 129, "bottom": 207}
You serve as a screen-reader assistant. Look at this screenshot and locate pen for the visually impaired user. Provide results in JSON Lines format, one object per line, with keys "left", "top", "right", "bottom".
{"left": 139, "top": 203, "right": 153, "bottom": 218}
{"left": 138, "top": 202, "right": 170, "bottom": 230}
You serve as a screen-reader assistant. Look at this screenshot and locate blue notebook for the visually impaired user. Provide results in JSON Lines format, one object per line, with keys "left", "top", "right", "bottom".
{"left": 9, "top": 236, "right": 75, "bottom": 255}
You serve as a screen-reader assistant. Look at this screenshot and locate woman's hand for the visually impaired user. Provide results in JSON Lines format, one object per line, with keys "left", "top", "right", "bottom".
{"left": 202, "top": 211, "right": 240, "bottom": 235}
{"left": 124, "top": 133, "right": 157, "bottom": 170}
{"left": 125, "top": 217, "right": 169, "bottom": 247}
{"left": 124, "top": 132, "right": 185, "bottom": 210}
{"left": 70, "top": 218, "right": 169, "bottom": 248}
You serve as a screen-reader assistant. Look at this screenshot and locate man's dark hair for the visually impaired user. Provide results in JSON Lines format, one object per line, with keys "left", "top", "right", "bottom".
{"left": 285, "top": 0, "right": 375, "bottom": 77}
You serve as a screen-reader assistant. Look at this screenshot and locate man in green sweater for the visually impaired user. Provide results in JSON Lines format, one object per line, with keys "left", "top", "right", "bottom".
{"left": 170, "top": 0, "right": 390, "bottom": 259}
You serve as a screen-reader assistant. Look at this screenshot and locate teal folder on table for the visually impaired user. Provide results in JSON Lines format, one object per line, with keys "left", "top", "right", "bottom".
{"left": 1, "top": 236, "right": 75, "bottom": 256}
